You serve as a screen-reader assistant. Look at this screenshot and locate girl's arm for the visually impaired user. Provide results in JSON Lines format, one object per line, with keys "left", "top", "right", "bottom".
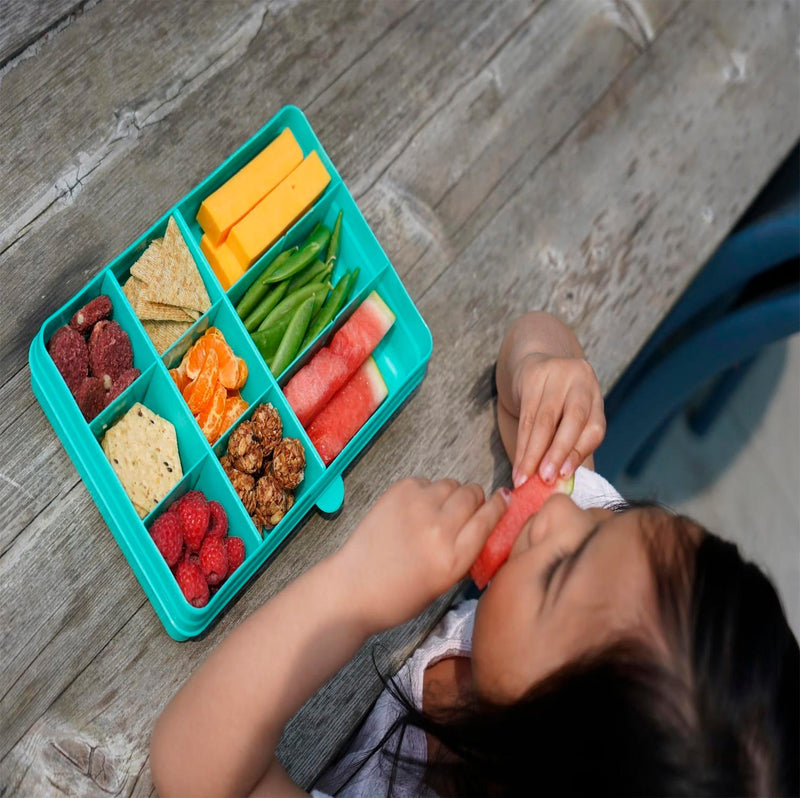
{"left": 150, "top": 479, "right": 507, "bottom": 798}
{"left": 495, "top": 311, "right": 606, "bottom": 486}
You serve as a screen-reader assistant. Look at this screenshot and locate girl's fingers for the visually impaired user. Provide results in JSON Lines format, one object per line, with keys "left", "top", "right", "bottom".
{"left": 511, "top": 378, "right": 546, "bottom": 487}
{"left": 558, "top": 395, "right": 606, "bottom": 478}
{"left": 453, "top": 489, "right": 509, "bottom": 569}
{"left": 429, "top": 477, "right": 461, "bottom": 499}
{"left": 538, "top": 386, "right": 593, "bottom": 483}
{"left": 441, "top": 482, "right": 485, "bottom": 528}
{"left": 514, "top": 383, "right": 562, "bottom": 487}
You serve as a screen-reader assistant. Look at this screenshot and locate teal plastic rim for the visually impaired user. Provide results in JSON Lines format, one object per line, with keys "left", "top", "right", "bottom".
{"left": 29, "top": 106, "right": 433, "bottom": 640}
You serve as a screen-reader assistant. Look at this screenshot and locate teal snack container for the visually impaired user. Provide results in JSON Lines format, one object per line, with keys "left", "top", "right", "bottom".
{"left": 29, "top": 106, "right": 433, "bottom": 640}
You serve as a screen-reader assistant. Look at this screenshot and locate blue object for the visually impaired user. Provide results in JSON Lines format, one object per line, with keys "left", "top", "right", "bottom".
{"left": 597, "top": 146, "right": 799, "bottom": 481}
{"left": 29, "top": 106, "right": 433, "bottom": 640}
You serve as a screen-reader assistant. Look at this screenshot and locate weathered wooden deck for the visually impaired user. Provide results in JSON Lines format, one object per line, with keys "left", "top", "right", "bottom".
{"left": 1, "top": 1, "right": 798, "bottom": 794}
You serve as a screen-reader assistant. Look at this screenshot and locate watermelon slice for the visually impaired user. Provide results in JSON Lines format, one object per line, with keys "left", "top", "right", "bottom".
{"left": 284, "top": 291, "right": 395, "bottom": 427}
{"left": 469, "top": 474, "right": 574, "bottom": 589}
{"left": 307, "top": 357, "right": 388, "bottom": 465}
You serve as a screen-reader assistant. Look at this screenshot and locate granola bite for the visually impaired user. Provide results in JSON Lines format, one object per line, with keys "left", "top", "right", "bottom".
{"left": 224, "top": 465, "right": 254, "bottom": 495}
{"left": 271, "top": 438, "right": 305, "bottom": 490}
{"left": 227, "top": 421, "right": 263, "bottom": 474}
{"left": 250, "top": 403, "right": 283, "bottom": 457}
{"left": 239, "top": 487, "right": 257, "bottom": 517}
{"left": 255, "top": 474, "right": 288, "bottom": 528}
{"left": 223, "top": 465, "right": 256, "bottom": 515}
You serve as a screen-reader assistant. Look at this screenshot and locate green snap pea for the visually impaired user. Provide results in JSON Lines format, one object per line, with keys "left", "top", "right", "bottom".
{"left": 243, "top": 281, "right": 290, "bottom": 332}
{"left": 255, "top": 280, "right": 328, "bottom": 332}
{"left": 235, "top": 247, "right": 296, "bottom": 319}
{"left": 326, "top": 210, "right": 343, "bottom": 265}
{"left": 285, "top": 257, "right": 331, "bottom": 294}
{"left": 252, "top": 283, "right": 330, "bottom": 365}
{"left": 262, "top": 225, "right": 331, "bottom": 284}
{"left": 270, "top": 297, "right": 316, "bottom": 376}
{"left": 251, "top": 327, "right": 282, "bottom": 363}
{"left": 301, "top": 269, "right": 355, "bottom": 349}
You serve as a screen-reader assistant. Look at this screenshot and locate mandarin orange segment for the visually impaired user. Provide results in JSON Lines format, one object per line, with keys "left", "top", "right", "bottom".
{"left": 169, "top": 364, "right": 190, "bottom": 392}
{"left": 234, "top": 357, "right": 248, "bottom": 390}
{"left": 182, "top": 378, "right": 195, "bottom": 403}
{"left": 185, "top": 348, "right": 219, "bottom": 414}
{"left": 206, "top": 327, "right": 225, "bottom": 339}
{"left": 212, "top": 339, "right": 239, "bottom": 389}
{"left": 219, "top": 394, "right": 249, "bottom": 435}
{"left": 185, "top": 337, "right": 210, "bottom": 380}
{"left": 196, "top": 382, "right": 227, "bottom": 443}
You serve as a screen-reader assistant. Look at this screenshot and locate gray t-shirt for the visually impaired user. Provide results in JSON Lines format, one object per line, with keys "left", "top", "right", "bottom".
{"left": 311, "top": 467, "right": 623, "bottom": 797}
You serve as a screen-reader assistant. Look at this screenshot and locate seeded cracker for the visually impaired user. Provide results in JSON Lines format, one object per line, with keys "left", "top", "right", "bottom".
{"left": 101, "top": 402, "right": 183, "bottom": 517}
{"left": 132, "top": 217, "right": 210, "bottom": 314}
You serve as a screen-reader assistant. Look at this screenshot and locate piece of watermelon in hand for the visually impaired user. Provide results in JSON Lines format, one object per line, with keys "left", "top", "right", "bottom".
{"left": 469, "top": 474, "right": 574, "bottom": 589}
{"left": 307, "top": 356, "right": 388, "bottom": 465}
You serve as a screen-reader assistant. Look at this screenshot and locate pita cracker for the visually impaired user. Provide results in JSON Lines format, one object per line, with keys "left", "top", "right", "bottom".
{"left": 101, "top": 402, "right": 182, "bottom": 517}
{"left": 139, "top": 217, "right": 210, "bottom": 313}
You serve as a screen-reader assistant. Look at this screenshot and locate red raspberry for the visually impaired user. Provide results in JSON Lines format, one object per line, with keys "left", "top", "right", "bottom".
{"left": 206, "top": 500, "right": 228, "bottom": 538}
{"left": 226, "top": 537, "right": 246, "bottom": 575}
{"left": 174, "top": 560, "right": 209, "bottom": 608}
{"left": 181, "top": 550, "right": 200, "bottom": 569}
{"left": 174, "top": 490, "right": 205, "bottom": 513}
{"left": 150, "top": 512, "right": 184, "bottom": 567}
{"left": 199, "top": 536, "right": 228, "bottom": 586}
{"left": 178, "top": 492, "right": 210, "bottom": 552}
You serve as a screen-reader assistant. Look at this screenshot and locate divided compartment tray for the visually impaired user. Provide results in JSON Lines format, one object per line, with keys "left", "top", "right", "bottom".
{"left": 29, "top": 105, "right": 433, "bottom": 640}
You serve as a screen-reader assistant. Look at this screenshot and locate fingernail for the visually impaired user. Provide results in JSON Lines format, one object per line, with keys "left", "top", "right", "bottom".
{"left": 559, "top": 462, "right": 573, "bottom": 478}
{"left": 499, "top": 487, "right": 512, "bottom": 504}
{"left": 541, "top": 463, "right": 556, "bottom": 483}
{"left": 514, "top": 471, "right": 528, "bottom": 488}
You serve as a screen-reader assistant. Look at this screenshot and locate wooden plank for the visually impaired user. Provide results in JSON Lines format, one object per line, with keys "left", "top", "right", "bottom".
{"left": 1, "top": 0, "right": 798, "bottom": 794}
{"left": 0, "top": 372, "right": 81, "bottom": 555}
{"left": 0, "top": 0, "right": 86, "bottom": 66}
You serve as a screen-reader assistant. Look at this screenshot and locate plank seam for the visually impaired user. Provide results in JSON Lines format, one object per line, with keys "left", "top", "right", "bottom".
{"left": 0, "top": 0, "right": 104, "bottom": 78}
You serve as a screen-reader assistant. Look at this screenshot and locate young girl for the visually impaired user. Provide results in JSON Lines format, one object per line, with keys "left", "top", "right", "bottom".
{"left": 150, "top": 312, "right": 799, "bottom": 797}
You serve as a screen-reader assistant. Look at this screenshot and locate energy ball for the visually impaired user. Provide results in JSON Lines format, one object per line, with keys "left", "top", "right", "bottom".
{"left": 75, "top": 376, "right": 106, "bottom": 421}
{"left": 88, "top": 320, "right": 134, "bottom": 387}
{"left": 271, "top": 438, "right": 305, "bottom": 490}
{"left": 47, "top": 325, "right": 89, "bottom": 395}
{"left": 105, "top": 367, "right": 141, "bottom": 406}
{"left": 250, "top": 403, "right": 283, "bottom": 457}
{"left": 227, "top": 421, "right": 264, "bottom": 474}
{"left": 255, "top": 474, "right": 288, "bottom": 528}
{"left": 70, "top": 295, "right": 112, "bottom": 335}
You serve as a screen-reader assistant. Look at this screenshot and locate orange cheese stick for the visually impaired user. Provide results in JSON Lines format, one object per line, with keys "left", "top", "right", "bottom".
{"left": 201, "top": 234, "right": 246, "bottom": 291}
{"left": 227, "top": 151, "right": 331, "bottom": 269}
{"left": 196, "top": 128, "right": 303, "bottom": 246}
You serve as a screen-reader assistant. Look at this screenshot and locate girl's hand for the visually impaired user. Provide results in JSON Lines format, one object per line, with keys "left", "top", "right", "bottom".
{"left": 510, "top": 353, "right": 605, "bottom": 487}
{"left": 338, "top": 478, "right": 509, "bottom": 633}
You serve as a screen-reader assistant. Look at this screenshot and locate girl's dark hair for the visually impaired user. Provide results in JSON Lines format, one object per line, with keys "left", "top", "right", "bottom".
{"left": 321, "top": 515, "right": 799, "bottom": 797}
